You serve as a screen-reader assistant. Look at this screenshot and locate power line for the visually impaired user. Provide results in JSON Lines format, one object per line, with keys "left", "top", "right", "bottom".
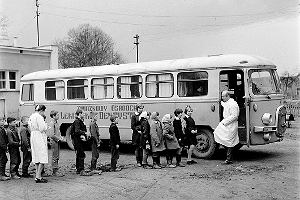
{"left": 41, "top": 12, "right": 167, "bottom": 27}
{"left": 41, "top": 2, "right": 297, "bottom": 19}
{"left": 141, "top": 12, "right": 298, "bottom": 43}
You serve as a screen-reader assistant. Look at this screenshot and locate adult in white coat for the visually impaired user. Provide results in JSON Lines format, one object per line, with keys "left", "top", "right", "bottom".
{"left": 28, "top": 105, "right": 48, "bottom": 183}
{"left": 214, "top": 91, "right": 239, "bottom": 164}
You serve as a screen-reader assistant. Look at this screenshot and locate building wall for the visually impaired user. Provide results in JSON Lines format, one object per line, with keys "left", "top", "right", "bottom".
{"left": 0, "top": 45, "right": 57, "bottom": 119}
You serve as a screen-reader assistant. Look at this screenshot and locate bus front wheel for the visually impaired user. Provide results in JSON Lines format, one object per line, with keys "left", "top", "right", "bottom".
{"left": 193, "top": 129, "right": 217, "bottom": 159}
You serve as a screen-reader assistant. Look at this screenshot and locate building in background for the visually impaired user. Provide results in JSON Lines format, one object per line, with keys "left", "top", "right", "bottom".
{"left": 0, "top": 44, "right": 58, "bottom": 119}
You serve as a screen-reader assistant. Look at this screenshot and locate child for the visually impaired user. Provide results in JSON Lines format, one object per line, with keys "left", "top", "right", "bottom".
{"left": 0, "top": 117, "right": 10, "bottom": 181}
{"left": 162, "top": 114, "right": 180, "bottom": 168}
{"left": 109, "top": 115, "right": 121, "bottom": 172}
{"left": 149, "top": 112, "right": 165, "bottom": 169}
{"left": 20, "top": 116, "right": 33, "bottom": 178}
{"left": 140, "top": 111, "right": 151, "bottom": 169}
{"left": 48, "top": 110, "right": 64, "bottom": 176}
{"left": 89, "top": 113, "right": 102, "bottom": 174}
{"left": 173, "top": 108, "right": 185, "bottom": 167}
{"left": 183, "top": 105, "right": 198, "bottom": 165}
{"left": 6, "top": 117, "right": 21, "bottom": 179}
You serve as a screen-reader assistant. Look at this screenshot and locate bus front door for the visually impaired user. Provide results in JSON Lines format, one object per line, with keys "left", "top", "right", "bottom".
{"left": 219, "top": 70, "right": 247, "bottom": 145}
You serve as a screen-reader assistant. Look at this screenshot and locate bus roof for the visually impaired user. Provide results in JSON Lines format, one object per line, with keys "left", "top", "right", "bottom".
{"left": 21, "top": 54, "right": 275, "bottom": 81}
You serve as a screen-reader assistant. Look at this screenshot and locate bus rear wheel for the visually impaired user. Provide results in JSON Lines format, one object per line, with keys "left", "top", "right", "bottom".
{"left": 193, "top": 129, "right": 217, "bottom": 159}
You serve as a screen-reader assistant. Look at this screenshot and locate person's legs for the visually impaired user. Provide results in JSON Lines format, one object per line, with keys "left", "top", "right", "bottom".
{"left": 52, "top": 142, "right": 62, "bottom": 175}
{"left": 187, "top": 145, "right": 197, "bottom": 164}
{"left": 135, "top": 146, "right": 143, "bottom": 166}
{"left": 90, "top": 142, "right": 99, "bottom": 170}
{"left": 22, "top": 149, "right": 32, "bottom": 175}
{"left": 176, "top": 147, "right": 185, "bottom": 167}
{"left": 0, "top": 150, "right": 9, "bottom": 180}
{"left": 74, "top": 138, "right": 85, "bottom": 173}
{"left": 111, "top": 147, "right": 120, "bottom": 171}
{"left": 225, "top": 147, "right": 234, "bottom": 163}
{"left": 9, "top": 148, "right": 20, "bottom": 177}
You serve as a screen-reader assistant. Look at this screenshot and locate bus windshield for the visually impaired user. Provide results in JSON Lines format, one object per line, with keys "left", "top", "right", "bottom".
{"left": 249, "top": 69, "right": 280, "bottom": 95}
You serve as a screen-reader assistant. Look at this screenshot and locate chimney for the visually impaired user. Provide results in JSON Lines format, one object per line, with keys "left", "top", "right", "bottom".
{"left": 13, "top": 36, "right": 17, "bottom": 46}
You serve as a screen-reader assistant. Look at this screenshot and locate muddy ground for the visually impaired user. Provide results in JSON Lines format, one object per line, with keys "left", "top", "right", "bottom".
{"left": 0, "top": 119, "right": 299, "bottom": 200}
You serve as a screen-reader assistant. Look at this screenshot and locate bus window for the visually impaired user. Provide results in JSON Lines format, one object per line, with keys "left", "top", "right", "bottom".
{"left": 91, "top": 77, "right": 114, "bottom": 99}
{"left": 146, "top": 73, "right": 173, "bottom": 98}
{"left": 21, "top": 84, "right": 34, "bottom": 101}
{"left": 67, "top": 79, "right": 88, "bottom": 99}
{"left": 178, "top": 71, "right": 208, "bottom": 97}
{"left": 117, "top": 75, "right": 142, "bottom": 99}
{"left": 250, "top": 69, "right": 278, "bottom": 95}
{"left": 45, "top": 80, "right": 65, "bottom": 101}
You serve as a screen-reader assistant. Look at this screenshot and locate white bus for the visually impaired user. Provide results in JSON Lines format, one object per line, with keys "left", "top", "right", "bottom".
{"left": 19, "top": 54, "right": 287, "bottom": 158}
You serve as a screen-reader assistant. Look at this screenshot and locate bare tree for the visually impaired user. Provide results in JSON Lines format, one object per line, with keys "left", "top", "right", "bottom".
{"left": 280, "top": 71, "right": 300, "bottom": 99}
{"left": 55, "top": 24, "right": 124, "bottom": 68}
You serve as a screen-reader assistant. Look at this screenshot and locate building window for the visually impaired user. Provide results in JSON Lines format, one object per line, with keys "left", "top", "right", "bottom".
{"left": 91, "top": 77, "right": 114, "bottom": 99}
{"left": 146, "top": 73, "right": 173, "bottom": 98}
{"left": 21, "top": 84, "right": 34, "bottom": 101}
{"left": 178, "top": 71, "right": 208, "bottom": 97}
{"left": 0, "top": 71, "right": 5, "bottom": 89}
{"left": 45, "top": 80, "right": 65, "bottom": 100}
{"left": 0, "top": 71, "right": 18, "bottom": 90}
{"left": 9, "top": 72, "right": 16, "bottom": 89}
{"left": 67, "top": 79, "right": 88, "bottom": 99}
{"left": 117, "top": 75, "right": 142, "bottom": 98}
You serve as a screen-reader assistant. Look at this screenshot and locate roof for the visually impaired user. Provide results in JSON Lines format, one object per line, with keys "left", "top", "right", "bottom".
{"left": 21, "top": 54, "right": 276, "bottom": 81}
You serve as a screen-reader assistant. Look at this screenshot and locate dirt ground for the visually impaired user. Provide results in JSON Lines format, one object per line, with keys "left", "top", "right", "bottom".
{"left": 0, "top": 120, "right": 299, "bottom": 200}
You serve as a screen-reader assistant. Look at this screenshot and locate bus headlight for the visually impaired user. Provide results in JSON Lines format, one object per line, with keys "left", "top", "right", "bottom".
{"left": 262, "top": 113, "right": 272, "bottom": 125}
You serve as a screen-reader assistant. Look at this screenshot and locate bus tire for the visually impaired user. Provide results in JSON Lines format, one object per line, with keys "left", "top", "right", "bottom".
{"left": 65, "top": 126, "right": 75, "bottom": 151}
{"left": 193, "top": 129, "right": 217, "bottom": 159}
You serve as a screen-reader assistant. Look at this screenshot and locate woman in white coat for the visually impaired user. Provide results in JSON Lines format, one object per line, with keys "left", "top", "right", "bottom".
{"left": 28, "top": 105, "right": 48, "bottom": 183}
{"left": 214, "top": 91, "right": 239, "bottom": 164}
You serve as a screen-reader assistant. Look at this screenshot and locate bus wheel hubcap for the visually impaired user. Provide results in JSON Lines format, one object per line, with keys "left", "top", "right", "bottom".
{"left": 196, "top": 134, "right": 209, "bottom": 151}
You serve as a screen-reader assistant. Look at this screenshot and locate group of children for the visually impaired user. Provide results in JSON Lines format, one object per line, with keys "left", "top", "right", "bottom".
{"left": 0, "top": 103, "right": 199, "bottom": 182}
{"left": 130, "top": 104, "right": 198, "bottom": 169}
{"left": 0, "top": 116, "right": 34, "bottom": 181}
{"left": 0, "top": 108, "right": 64, "bottom": 182}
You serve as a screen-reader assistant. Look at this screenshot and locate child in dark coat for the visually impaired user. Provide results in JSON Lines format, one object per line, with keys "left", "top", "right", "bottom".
{"left": 183, "top": 105, "right": 198, "bottom": 165}
{"left": 6, "top": 117, "right": 21, "bottom": 179}
{"left": 109, "top": 115, "right": 121, "bottom": 172}
{"left": 173, "top": 109, "right": 185, "bottom": 167}
{"left": 131, "top": 103, "right": 144, "bottom": 167}
{"left": 0, "top": 117, "right": 10, "bottom": 181}
{"left": 140, "top": 111, "right": 152, "bottom": 168}
{"left": 20, "top": 116, "right": 33, "bottom": 177}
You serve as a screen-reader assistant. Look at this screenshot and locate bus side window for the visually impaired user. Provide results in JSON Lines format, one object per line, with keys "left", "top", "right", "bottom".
{"left": 45, "top": 80, "right": 65, "bottom": 101}
{"left": 117, "top": 75, "right": 142, "bottom": 99}
{"left": 91, "top": 77, "right": 114, "bottom": 99}
{"left": 21, "top": 84, "right": 34, "bottom": 101}
{"left": 67, "top": 79, "right": 88, "bottom": 99}
{"left": 177, "top": 71, "right": 208, "bottom": 97}
{"left": 146, "top": 73, "right": 173, "bottom": 98}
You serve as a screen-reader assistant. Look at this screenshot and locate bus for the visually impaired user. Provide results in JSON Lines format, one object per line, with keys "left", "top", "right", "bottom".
{"left": 19, "top": 54, "right": 287, "bottom": 158}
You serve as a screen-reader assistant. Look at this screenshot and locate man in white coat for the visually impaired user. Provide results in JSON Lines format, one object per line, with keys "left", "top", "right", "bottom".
{"left": 214, "top": 90, "right": 240, "bottom": 164}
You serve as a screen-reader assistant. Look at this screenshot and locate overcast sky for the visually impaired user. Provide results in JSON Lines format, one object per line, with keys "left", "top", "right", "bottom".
{"left": 0, "top": 0, "right": 299, "bottom": 74}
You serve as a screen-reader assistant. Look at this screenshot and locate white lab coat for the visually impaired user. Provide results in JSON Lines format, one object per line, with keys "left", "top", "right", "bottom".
{"left": 28, "top": 112, "right": 48, "bottom": 164}
{"left": 214, "top": 98, "right": 240, "bottom": 147}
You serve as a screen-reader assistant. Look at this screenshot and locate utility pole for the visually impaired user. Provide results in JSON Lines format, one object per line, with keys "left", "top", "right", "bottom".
{"left": 134, "top": 34, "right": 139, "bottom": 63}
{"left": 36, "top": 0, "right": 40, "bottom": 46}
